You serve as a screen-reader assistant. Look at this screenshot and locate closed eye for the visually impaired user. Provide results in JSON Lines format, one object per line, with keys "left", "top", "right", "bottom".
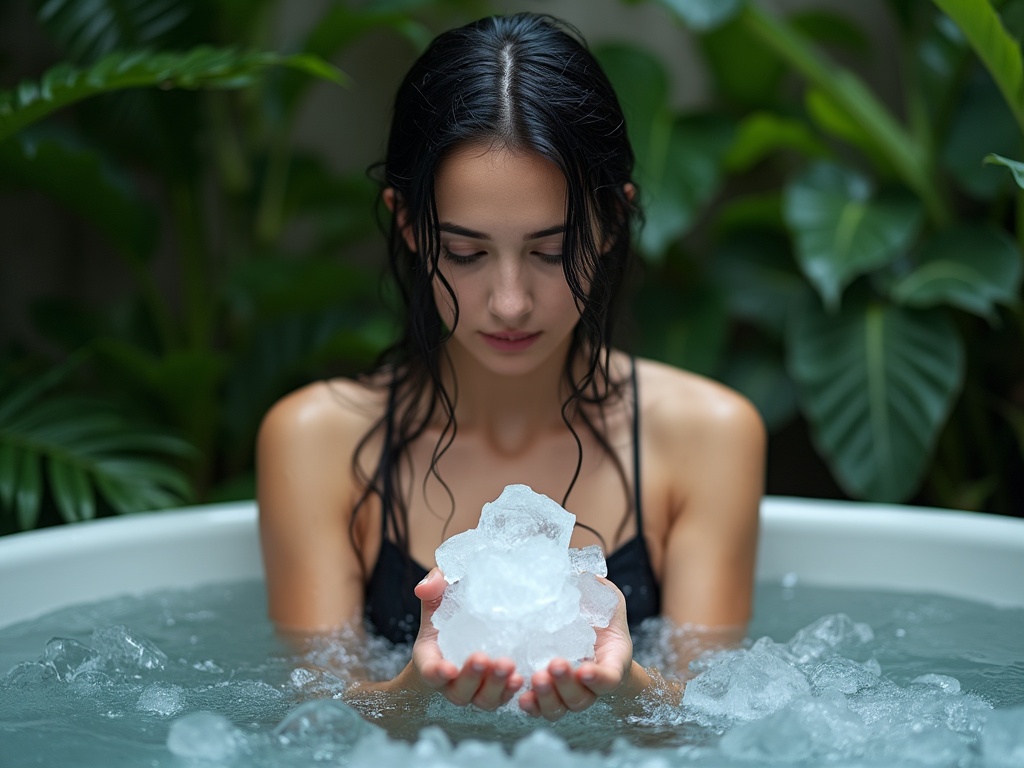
{"left": 533, "top": 251, "right": 563, "bottom": 266}
{"left": 441, "top": 248, "right": 485, "bottom": 265}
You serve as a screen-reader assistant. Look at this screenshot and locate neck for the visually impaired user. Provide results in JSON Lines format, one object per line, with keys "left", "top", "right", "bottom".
{"left": 440, "top": 342, "right": 577, "bottom": 454}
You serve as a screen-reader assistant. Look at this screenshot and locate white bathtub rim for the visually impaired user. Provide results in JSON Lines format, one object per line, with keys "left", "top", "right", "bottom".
{"left": 2, "top": 496, "right": 1023, "bottom": 629}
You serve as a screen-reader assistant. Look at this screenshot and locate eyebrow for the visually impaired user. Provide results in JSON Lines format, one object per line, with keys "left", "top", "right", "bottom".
{"left": 438, "top": 223, "right": 566, "bottom": 241}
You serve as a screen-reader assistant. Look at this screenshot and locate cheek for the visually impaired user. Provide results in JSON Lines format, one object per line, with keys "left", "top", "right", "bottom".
{"left": 431, "top": 272, "right": 459, "bottom": 329}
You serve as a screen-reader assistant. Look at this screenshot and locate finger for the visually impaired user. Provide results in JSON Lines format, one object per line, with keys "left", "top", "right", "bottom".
{"left": 518, "top": 689, "right": 540, "bottom": 717}
{"left": 418, "top": 656, "right": 459, "bottom": 689}
{"left": 444, "top": 653, "right": 489, "bottom": 706}
{"left": 530, "top": 670, "right": 568, "bottom": 723}
{"left": 414, "top": 568, "right": 448, "bottom": 606}
{"left": 575, "top": 660, "right": 622, "bottom": 696}
{"left": 470, "top": 657, "right": 520, "bottom": 711}
{"left": 549, "top": 659, "right": 596, "bottom": 713}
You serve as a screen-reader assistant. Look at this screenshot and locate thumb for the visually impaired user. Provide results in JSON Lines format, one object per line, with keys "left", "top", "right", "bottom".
{"left": 414, "top": 567, "right": 448, "bottom": 619}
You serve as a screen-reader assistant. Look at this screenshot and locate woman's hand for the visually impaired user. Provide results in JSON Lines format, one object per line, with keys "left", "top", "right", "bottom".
{"left": 518, "top": 579, "right": 639, "bottom": 721}
{"left": 404, "top": 568, "right": 524, "bottom": 710}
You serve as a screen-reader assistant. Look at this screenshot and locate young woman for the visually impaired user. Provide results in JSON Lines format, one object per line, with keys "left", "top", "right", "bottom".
{"left": 257, "top": 12, "right": 764, "bottom": 722}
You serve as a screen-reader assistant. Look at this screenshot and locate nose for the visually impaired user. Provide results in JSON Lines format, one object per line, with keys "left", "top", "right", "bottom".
{"left": 488, "top": 256, "right": 532, "bottom": 324}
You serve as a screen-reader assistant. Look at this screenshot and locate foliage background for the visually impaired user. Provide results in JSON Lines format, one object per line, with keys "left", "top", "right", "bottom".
{"left": 1, "top": 0, "right": 1022, "bottom": 535}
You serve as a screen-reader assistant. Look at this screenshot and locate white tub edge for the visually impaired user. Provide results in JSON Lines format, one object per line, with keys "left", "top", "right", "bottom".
{"left": 1, "top": 496, "right": 1022, "bottom": 628}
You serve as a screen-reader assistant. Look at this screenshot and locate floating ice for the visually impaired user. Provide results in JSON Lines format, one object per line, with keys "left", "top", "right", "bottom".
{"left": 136, "top": 683, "right": 185, "bottom": 716}
{"left": 166, "top": 710, "right": 242, "bottom": 761}
{"left": 273, "top": 699, "right": 377, "bottom": 760}
{"left": 981, "top": 706, "right": 1024, "bottom": 767}
{"left": 432, "top": 484, "right": 618, "bottom": 677}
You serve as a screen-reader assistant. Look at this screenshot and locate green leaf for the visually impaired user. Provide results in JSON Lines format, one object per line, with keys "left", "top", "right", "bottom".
{"left": 787, "top": 296, "right": 964, "bottom": 502}
{"left": 0, "top": 47, "right": 346, "bottom": 140}
{"left": 805, "top": 88, "right": 892, "bottom": 174}
{"left": 942, "top": 73, "right": 1022, "bottom": 199}
{"left": 984, "top": 152, "right": 1024, "bottom": 188}
{"left": 0, "top": 440, "right": 18, "bottom": 509}
{"left": 889, "top": 225, "right": 1023, "bottom": 319}
{"left": 0, "top": 129, "right": 158, "bottom": 261}
{"left": 699, "top": 13, "right": 785, "bottom": 107}
{"left": 0, "top": 359, "right": 194, "bottom": 530}
{"left": 640, "top": 115, "right": 733, "bottom": 257}
{"left": 929, "top": 0, "right": 1024, "bottom": 132}
{"left": 598, "top": 44, "right": 730, "bottom": 258}
{"left": 784, "top": 163, "right": 923, "bottom": 309}
{"left": 709, "top": 231, "right": 810, "bottom": 338}
{"left": 724, "top": 112, "right": 831, "bottom": 172}
{"left": 34, "top": 0, "right": 193, "bottom": 63}
{"left": 48, "top": 459, "right": 95, "bottom": 522}
{"left": 655, "top": 0, "right": 745, "bottom": 31}
{"left": 633, "top": 277, "right": 729, "bottom": 376}
{"left": 16, "top": 453, "right": 42, "bottom": 530}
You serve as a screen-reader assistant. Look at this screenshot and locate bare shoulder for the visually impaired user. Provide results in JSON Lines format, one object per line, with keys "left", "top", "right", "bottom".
{"left": 634, "top": 356, "right": 765, "bottom": 450}
{"left": 256, "top": 377, "right": 387, "bottom": 518}
{"left": 258, "top": 378, "right": 385, "bottom": 454}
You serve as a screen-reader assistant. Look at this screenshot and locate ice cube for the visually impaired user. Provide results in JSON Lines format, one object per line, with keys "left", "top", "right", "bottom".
{"left": 166, "top": 711, "right": 241, "bottom": 761}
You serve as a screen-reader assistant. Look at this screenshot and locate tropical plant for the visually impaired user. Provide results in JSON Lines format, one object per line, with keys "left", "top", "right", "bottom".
{"left": 0, "top": 0, "right": 488, "bottom": 532}
{"left": 605, "top": 0, "right": 1024, "bottom": 511}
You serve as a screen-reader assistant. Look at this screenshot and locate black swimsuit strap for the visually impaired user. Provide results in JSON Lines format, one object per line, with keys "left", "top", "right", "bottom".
{"left": 630, "top": 356, "right": 645, "bottom": 537}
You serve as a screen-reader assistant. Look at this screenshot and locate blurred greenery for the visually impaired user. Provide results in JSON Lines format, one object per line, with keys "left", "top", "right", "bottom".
{"left": 1, "top": 0, "right": 1022, "bottom": 534}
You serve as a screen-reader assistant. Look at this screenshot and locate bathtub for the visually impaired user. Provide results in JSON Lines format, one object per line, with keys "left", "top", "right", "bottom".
{"left": 2, "top": 496, "right": 1024, "bottom": 628}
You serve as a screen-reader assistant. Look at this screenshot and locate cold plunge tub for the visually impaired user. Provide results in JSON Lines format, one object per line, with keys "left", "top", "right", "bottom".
{"left": 2, "top": 496, "right": 1024, "bottom": 768}
{"left": 2, "top": 495, "right": 1024, "bottom": 626}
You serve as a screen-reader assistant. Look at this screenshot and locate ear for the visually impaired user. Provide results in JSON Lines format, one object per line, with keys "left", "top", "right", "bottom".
{"left": 383, "top": 187, "right": 417, "bottom": 253}
{"left": 623, "top": 182, "right": 636, "bottom": 204}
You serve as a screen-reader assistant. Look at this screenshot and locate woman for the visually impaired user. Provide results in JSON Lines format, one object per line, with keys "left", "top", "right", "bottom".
{"left": 257, "top": 12, "right": 764, "bottom": 722}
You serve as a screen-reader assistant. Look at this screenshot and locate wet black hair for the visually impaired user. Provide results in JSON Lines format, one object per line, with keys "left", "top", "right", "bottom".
{"left": 351, "top": 12, "right": 641, "bottom": 562}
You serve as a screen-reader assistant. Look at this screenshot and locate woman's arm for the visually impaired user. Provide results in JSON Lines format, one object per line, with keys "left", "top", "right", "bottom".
{"left": 519, "top": 366, "right": 766, "bottom": 719}
{"left": 257, "top": 382, "right": 367, "bottom": 632}
{"left": 655, "top": 371, "right": 765, "bottom": 676}
{"left": 258, "top": 383, "right": 523, "bottom": 710}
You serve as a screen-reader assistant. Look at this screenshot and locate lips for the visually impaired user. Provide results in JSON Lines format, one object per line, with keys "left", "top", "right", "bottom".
{"left": 480, "top": 331, "right": 541, "bottom": 352}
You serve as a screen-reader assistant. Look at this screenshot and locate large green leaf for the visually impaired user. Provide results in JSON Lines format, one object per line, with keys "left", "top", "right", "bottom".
{"left": 597, "top": 44, "right": 730, "bottom": 258}
{"left": 632, "top": 276, "right": 729, "bottom": 376}
{"left": 787, "top": 295, "right": 964, "bottom": 502}
{"left": 724, "top": 112, "right": 831, "bottom": 172}
{"left": 929, "top": 0, "right": 1024, "bottom": 132}
{"left": 0, "top": 370, "right": 193, "bottom": 530}
{"left": 720, "top": 342, "right": 799, "bottom": 433}
{"left": 709, "top": 230, "right": 812, "bottom": 338}
{"left": 889, "top": 225, "right": 1023, "bottom": 319}
{"left": 784, "top": 163, "right": 923, "bottom": 309}
{"left": 654, "top": 0, "right": 745, "bottom": 31}
{"left": 0, "top": 129, "right": 158, "bottom": 261}
{"left": 34, "top": 0, "right": 194, "bottom": 63}
{"left": 0, "top": 46, "right": 346, "bottom": 141}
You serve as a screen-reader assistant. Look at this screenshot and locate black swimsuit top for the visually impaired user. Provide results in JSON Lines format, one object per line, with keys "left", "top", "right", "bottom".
{"left": 363, "top": 360, "right": 661, "bottom": 645}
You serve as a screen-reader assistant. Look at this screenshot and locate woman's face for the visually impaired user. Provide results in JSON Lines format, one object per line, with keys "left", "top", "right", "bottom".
{"left": 428, "top": 144, "right": 582, "bottom": 378}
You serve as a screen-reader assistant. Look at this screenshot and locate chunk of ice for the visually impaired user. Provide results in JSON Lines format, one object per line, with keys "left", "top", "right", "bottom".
{"left": 569, "top": 545, "right": 608, "bottom": 577}
{"left": 166, "top": 710, "right": 241, "bottom": 761}
{"left": 682, "top": 639, "right": 812, "bottom": 722}
{"left": 273, "top": 699, "right": 375, "bottom": 756}
{"left": 137, "top": 683, "right": 185, "bottom": 717}
{"left": 432, "top": 485, "right": 617, "bottom": 677}
{"left": 478, "top": 484, "right": 575, "bottom": 550}
{"left": 981, "top": 706, "right": 1024, "bottom": 767}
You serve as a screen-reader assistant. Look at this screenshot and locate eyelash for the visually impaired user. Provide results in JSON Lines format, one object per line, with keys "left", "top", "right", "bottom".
{"left": 440, "top": 249, "right": 563, "bottom": 266}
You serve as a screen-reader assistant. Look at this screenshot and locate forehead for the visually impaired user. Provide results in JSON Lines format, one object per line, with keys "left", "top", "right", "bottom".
{"left": 433, "top": 144, "right": 567, "bottom": 233}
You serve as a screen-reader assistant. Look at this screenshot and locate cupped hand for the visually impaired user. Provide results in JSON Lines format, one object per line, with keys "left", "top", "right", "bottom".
{"left": 518, "top": 579, "right": 634, "bottom": 722}
{"left": 407, "top": 568, "right": 524, "bottom": 710}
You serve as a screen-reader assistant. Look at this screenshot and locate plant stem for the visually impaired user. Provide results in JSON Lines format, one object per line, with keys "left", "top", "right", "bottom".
{"left": 738, "top": 4, "right": 950, "bottom": 226}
